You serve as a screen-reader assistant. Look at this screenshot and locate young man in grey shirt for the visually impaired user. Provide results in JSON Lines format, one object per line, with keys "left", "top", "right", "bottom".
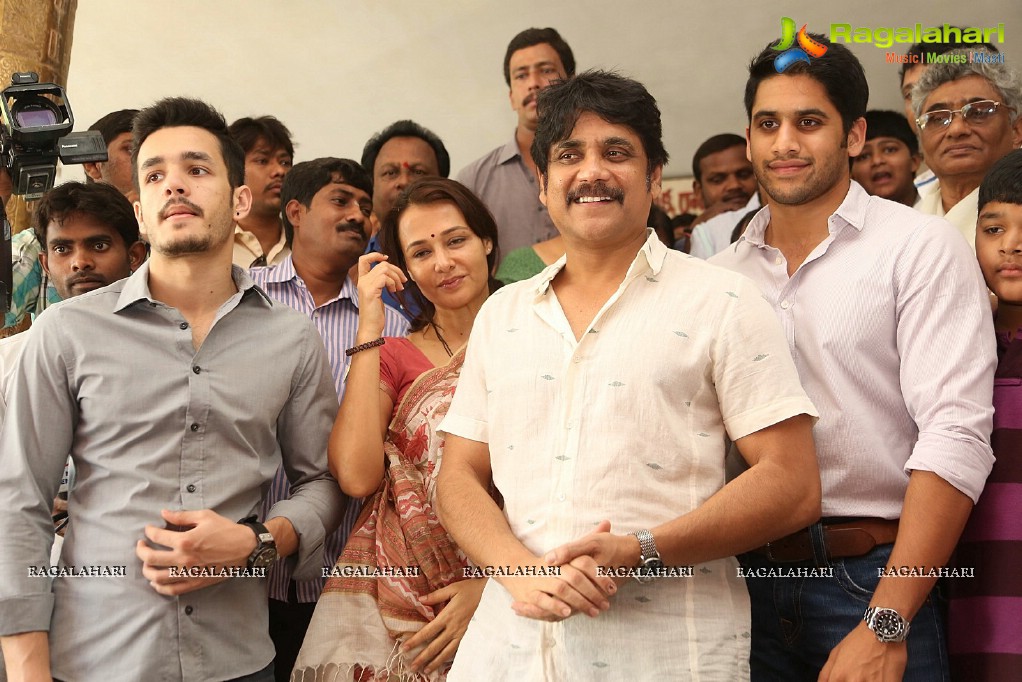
{"left": 0, "top": 98, "right": 343, "bottom": 682}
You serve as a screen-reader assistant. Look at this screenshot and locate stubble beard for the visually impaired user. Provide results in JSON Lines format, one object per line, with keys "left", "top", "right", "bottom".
{"left": 759, "top": 154, "right": 845, "bottom": 207}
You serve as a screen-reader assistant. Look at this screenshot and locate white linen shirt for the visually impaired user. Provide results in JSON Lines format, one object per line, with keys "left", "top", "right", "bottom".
{"left": 440, "top": 231, "right": 817, "bottom": 681}
{"left": 711, "top": 182, "right": 995, "bottom": 518}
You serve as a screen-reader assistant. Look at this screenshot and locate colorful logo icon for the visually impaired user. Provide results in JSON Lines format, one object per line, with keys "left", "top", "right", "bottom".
{"left": 771, "top": 17, "right": 828, "bottom": 73}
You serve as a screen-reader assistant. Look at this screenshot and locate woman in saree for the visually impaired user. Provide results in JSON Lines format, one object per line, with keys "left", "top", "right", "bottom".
{"left": 292, "top": 177, "right": 501, "bottom": 681}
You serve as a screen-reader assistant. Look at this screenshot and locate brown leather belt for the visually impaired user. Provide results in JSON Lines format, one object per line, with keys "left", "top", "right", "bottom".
{"left": 751, "top": 518, "right": 899, "bottom": 562}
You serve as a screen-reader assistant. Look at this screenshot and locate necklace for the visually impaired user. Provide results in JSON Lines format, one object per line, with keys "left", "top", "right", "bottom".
{"left": 430, "top": 320, "right": 454, "bottom": 357}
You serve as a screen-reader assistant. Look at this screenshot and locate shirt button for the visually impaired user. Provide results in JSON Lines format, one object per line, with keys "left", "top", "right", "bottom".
{"left": 557, "top": 493, "right": 566, "bottom": 502}
{"left": 774, "top": 257, "right": 783, "bottom": 266}
{"left": 190, "top": 423, "right": 199, "bottom": 432}
{"left": 186, "top": 484, "right": 196, "bottom": 493}
{"left": 184, "top": 606, "right": 193, "bottom": 615}
{"left": 179, "top": 322, "right": 189, "bottom": 330}
{"left": 192, "top": 365, "right": 201, "bottom": 374}
{"left": 573, "top": 356, "right": 582, "bottom": 364}
{"left": 780, "top": 300, "right": 791, "bottom": 310}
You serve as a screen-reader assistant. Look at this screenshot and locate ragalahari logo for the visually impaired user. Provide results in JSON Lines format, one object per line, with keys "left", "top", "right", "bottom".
{"left": 771, "top": 17, "right": 828, "bottom": 73}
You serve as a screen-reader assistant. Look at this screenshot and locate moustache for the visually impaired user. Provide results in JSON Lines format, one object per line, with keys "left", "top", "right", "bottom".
{"left": 565, "top": 181, "right": 625, "bottom": 206}
{"left": 158, "top": 198, "right": 204, "bottom": 221}
{"left": 67, "top": 274, "right": 106, "bottom": 288}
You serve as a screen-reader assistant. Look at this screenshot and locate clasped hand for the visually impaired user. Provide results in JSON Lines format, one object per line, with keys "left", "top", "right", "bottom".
{"left": 504, "top": 520, "right": 635, "bottom": 622}
{"left": 135, "top": 509, "right": 256, "bottom": 596}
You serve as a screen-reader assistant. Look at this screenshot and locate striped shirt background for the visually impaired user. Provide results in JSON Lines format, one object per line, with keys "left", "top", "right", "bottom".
{"left": 250, "top": 257, "right": 409, "bottom": 602}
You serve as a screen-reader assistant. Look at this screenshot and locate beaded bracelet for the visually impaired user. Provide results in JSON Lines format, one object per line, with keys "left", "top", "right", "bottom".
{"left": 345, "top": 337, "right": 386, "bottom": 357}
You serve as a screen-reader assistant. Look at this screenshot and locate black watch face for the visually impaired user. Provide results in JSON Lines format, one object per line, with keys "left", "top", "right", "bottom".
{"left": 873, "top": 610, "right": 906, "bottom": 640}
{"left": 251, "top": 547, "right": 278, "bottom": 569}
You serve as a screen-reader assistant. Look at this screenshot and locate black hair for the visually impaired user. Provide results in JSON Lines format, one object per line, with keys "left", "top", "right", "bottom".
{"left": 863, "top": 110, "right": 918, "bottom": 155}
{"left": 35, "top": 181, "right": 139, "bottom": 248}
{"left": 130, "top": 97, "right": 245, "bottom": 191}
{"left": 227, "top": 116, "right": 295, "bottom": 158}
{"left": 361, "top": 120, "right": 450, "bottom": 179}
{"left": 692, "top": 133, "right": 746, "bottom": 181}
{"left": 745, "top": 35, "right": 868, "bottom": 135}
{"left": 84, "top": 109, "right": 139, "bottom": 184}
{"left": 531, "top": 70, "right": 669, "bottom": 179}
{"left": 900, "top": 28, "right": 1000, "bottom": 86}
{"left": 279, "top": 157, "right": 372, "bottom": 244}
{"left": 378, "top": 178, "right": 501, "bottom": 334}
{"left": 503, "top": 27, "right": 576, "bottom": 86}
{"left": 88, "top": 109, "right": 139, "bottom": 146}
{"left": 979, "top": 148, "right": 1022, "bottom": 209}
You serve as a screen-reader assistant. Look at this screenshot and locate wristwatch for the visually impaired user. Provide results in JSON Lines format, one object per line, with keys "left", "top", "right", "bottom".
{"left": 239, "top": 516, "right": 278, "bottom": 569}
{"left": 630, "top": 529, "right": 665, "bottom": 583}
{"left": 863, "top": 606, "right": 911, "bottom": 643}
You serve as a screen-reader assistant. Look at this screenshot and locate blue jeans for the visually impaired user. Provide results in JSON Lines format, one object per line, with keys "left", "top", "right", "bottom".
{"left": 740, "top": 528, "right": 948, "bottom": 682}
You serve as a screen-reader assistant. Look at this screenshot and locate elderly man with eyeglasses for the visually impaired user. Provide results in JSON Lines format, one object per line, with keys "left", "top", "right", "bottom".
{"left": 912, "top": 49, "right": 1022, "bottom": 249}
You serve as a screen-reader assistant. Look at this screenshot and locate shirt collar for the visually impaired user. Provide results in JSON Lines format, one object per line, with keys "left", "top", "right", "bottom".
{"left": 733, "top": 181, "right": 868, "bottom": 251}
{"left": 496, "top": 131, "right": 524, "bottom": 166}
{"left": 259, "top": 255, "right": 359, "bottom": 305}
{"left": 114, "top": 260, "right": 271, "bottom": 312}
{"left": 532, "top": 229, "right": 667, "bottom": 296}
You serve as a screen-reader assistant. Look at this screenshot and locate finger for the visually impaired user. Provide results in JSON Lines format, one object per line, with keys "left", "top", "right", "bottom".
{"left": 424, "top": 638, "right": 460, "bottom": 674}
{"left": 161, "top": 508, "right": 203, "bottom": 526}
{"left": 420, "top": 583, "right": 459, "bottom": 605}
{"left": 510, "top": 596, "right": 569, "bottom": 621}
{"left": 554, "top": 565, "right": 611, "bottom": 614}
{"left": 144, "top": 525, "right": 186, "bottom": 554}
{"left": 136, "top": 538, "right": 177, "bottom": 568}
{"left": 567, "top": 555, "right": 616, "bottom": 598}
{"left": 410, "top": 624, "right": 453, "bottom": 671}
{"left": 402, "top": 616, "right": 445, "bottom": 652}
{"left": 358, "top": 252, "right": 389, "bottom": 276}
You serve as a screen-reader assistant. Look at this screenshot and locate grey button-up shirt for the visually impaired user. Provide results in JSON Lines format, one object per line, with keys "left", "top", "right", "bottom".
{"left": 0, "top": 262, "right": 343, "bottom": 681}
{"left": 456, "top": 132, "right": 559, "bottom": 261}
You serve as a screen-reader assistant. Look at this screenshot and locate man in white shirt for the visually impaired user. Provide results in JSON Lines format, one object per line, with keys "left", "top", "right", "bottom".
{"left": 711, "top": 35, "right": 995, "bottom": 681}
{"left": 437, "top": 70, "right": 821, "bottom": 681}
{"left": 228, "top": 116, "right": 295, "bottom": 268}
{"left": 911, "top": 50, "right": 1022, "bottom": 250}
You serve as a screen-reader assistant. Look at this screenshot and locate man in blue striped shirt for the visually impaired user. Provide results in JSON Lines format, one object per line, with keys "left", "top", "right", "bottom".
{"left": 249, "top": 157, "right": 408, "bottom": 681}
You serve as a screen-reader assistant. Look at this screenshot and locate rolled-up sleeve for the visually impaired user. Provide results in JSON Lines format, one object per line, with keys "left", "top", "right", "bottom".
{"left": 898, "top": 221, "right": 995, "bottom": 502}
{"left": 266, "top": 329, "right": 344, "bottom": 581}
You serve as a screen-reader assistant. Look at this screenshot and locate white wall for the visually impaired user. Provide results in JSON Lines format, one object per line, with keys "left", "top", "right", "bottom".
{"left": 62, "top": 0, "right": 1017, "bottom": 181}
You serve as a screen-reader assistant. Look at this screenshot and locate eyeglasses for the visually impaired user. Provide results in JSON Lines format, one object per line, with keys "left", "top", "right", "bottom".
{"left": 916, "top": 100, "right": 1010, "bottom": 132}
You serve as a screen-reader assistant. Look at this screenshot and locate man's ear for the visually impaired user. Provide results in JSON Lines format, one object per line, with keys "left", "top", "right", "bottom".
{"left": 508, "top": 88, "right": 515, "bottom": 112}
{"left": 910, "top": 153, "right": 922, "bottom": 175}
{"left": 649, "top": 164, "right": 663, "bottom": 199}
{"left": 127, "top": 241, "right": 147, "bottom": 271}
{"left": 284, "top": 199, "right": 304, "bottom": 232}
{"left": 39, "top": 250, "right": 51, "bottom": 277}
{"left": 83, "top": 161, "right": 103, "bottom": 182}
{"left": 232, "top": 185, "right": 252, "bottom": 223}
{"left": 846, "top": 117, "right": 867, "bottom": 157}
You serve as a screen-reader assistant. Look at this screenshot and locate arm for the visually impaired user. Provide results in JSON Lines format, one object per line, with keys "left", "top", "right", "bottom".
{"left": 821, "top": 221, "right": 995, "bottom": 682}
{"left": 437, "top": 434, "right": 615, "bottom": 621}
{"left": 820, "top": 472, "right": 971, "bottom": 682}
{"left": 265, "top": 319, "right": 347, "bottom": 581}
{"left": 1, "top": 631, "right": 50, "bottom": 681}
{"left": 328, "top": 253, "right": 404, "bottom": 497}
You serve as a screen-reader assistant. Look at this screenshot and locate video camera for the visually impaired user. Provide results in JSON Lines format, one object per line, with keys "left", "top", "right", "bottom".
{"left": 1, "top": 72, "right": 107, "bottom": 314}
